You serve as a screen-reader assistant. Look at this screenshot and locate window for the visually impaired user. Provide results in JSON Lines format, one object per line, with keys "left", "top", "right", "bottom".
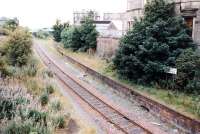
{"left": 184, "top": 17, "right": 193, "bottom": 36}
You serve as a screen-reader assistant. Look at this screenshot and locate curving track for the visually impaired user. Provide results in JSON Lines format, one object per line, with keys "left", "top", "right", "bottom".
{"left": 35, "top": 44, "right": 152, "bottom": 134}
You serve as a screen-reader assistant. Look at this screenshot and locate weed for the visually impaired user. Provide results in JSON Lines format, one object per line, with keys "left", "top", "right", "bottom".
{"left": 46, "top": 85, "right": 55, "bottom": 94}
{"left": 40, "top": 93, "right": 49, "bottom": 106}
{"left": 53, "top": 115, "right": 66, "bottom": 129}
{"left": 50, "top": 100, "right": 62, "bottom": 112}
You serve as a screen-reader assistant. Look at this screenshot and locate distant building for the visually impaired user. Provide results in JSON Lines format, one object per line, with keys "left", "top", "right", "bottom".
{"left": 73, "top": 10, "right": 100, "bottom": 25}
{"left": 80, "top": 20, "right": 122, "bottom": 38}
{"left": 104, "top": 0, "right": 200, "bottom": 45}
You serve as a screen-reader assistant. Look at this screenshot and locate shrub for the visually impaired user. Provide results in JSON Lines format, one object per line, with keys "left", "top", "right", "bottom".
{"left": 0, "top": 99, "right": 17, "bottom": 120}
{"left": 25, "top": 58, "right": 38, "bottom": 77}
{"left": 3, "top": 121, "right": 50, "bottom": 134}
{"left": 33, "top": 30, "right": 50, "bottom": 39}
{"left": 28, "top": 110, "right": 47, "bottom": 125}
{"left": 3, "top": 18, "right": 19, "bottom": 31}
{"left": 50, "top": 100, "right": 62, "bottom": 112}
{"left": 175, "top": 49, "right": 200, "bottom": 93}
{"left": 79, "top": 18, "right": 98, "bottom": 51}
{"left": 46, "top": 85, "right": 55, "bottom": 94}
{"left": 40, "top": 93, "right": 49, "bottom": 106}
{"left": 53, "top": 115, "right": 66, "bottom": 128}
{"left": 52, "top": 20, "right": 69, "bottom": 42}
{"left": 25, "top": 79, "right": 40, "bottom": 95}
{"left": 61, "top": 18, "right": 98, "bottom": 52}
{"left": 113, "top": 0, "right": 196, "bottom": 85}
{"left": 61, "top": 27, "right": 82, "bottom": 51}
{"left": 0, "top": 58, "right": 9, "bottom": 78}
{"left": 6, "top": 28, "right": 32, "bottom": 66}
{"left": 44, "top": 70, "right": 54, "bottom": 78}
{"left": 4, "top": 121, "right": 31, "bottom": 134}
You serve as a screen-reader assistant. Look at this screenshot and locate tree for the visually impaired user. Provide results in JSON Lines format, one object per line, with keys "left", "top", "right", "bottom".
{"left": 52, "top": 20, "right": 69, "bottom": 42}
{"left": 3, "top": 18, "right": 19, "bottom": 31}
{"left": 61, "top": 27, "right": 82, "bottom": 51}
{"left": 113, "top": 0, "right": 196, "bottom": 85}
{"left": 79, "top": 18, "right": 98, "bottom": 51}
{"left": 6, "top": 28, "right": 32, "bottom": 66}
{"left": 61, "top": 18, "right": 98, "bottom": 52}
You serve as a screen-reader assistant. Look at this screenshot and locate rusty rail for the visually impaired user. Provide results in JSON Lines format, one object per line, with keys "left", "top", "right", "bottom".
{"left": 35, "top": 45, "right": 153, "bottom": 134}
{"left": 55, "top": 46, "right": 200, "bottom": 134}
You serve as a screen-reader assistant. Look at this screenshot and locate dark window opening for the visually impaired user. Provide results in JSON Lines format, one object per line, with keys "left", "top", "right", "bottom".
{"left": 184, "top": 17, "right": 193, "bottom": 36}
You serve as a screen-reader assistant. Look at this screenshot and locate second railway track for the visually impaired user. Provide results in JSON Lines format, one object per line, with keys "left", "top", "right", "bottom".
{"left": 35, "top": 44, "right": 153, "bottom": 134}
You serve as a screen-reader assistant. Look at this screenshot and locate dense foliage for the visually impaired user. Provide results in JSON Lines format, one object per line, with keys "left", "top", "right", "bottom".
{"left": 113, "top": 0, "right": 196, "bottom": 86}
{"left": 175, "top": 49, "right": 200, "bottom": 93}
{"left": 0, "top": 27, "right": 33, "bottom": 78}
{"left": 33, "top": 30, "right": 51, "bottom": 39}
{"left": 6, "top": 28, "right": 32, "bottom": 66}
{"left": 52, "top": 20, "right": 69, "bottom": 42}
{"left": 61, "top": 27, "right": 82, "bottom": 51}
{"left": 79, "top": 18, "right": 98, "bottom": 51}
{"left": 61, "top": 18, "right": 98, "bottom": 52}
{"left": 3, "top": 18, "right": 19, "bottom": 31}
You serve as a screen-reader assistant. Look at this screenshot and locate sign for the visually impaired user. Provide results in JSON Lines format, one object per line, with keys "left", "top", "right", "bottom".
{"left": 167, "top": 68, "right": 177, "bottom": 75}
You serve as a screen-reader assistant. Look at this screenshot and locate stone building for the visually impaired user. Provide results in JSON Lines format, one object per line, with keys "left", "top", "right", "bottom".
{"left": 73, "top": 10, "right": 100, "bottom": 25}
{"left": 104, "top": 0, "right": 200, "bottom": 46}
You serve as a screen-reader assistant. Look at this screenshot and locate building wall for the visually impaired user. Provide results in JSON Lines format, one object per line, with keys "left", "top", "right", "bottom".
{"left": 125, "top": 0, "right": 200, "bottom": 45}
{"left": 96, "top": 37, "right": 119, "bottom": 58}
{"left": 194, "top": 10, "right": 200, "bottom": 46}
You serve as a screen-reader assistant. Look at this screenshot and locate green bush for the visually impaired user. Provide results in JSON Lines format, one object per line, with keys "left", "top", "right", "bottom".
{"left": 175, "top": 49, "right": 200, "bottom": 93}
{"left": 25, "top": 58, "right": 38, "bottom": 77}
{"left": 40, "top": 93, "right": 49, "bottom": 106}
{"left": 52, "top": 20, "right": 69, "bottom": 42}
{"left": 0, "top": 99, "right": 17, "bottom": 120}
{"left": 33, "top": 30, "right": 50, "bottom": 39}
{"left": 50, "top": 100, "right": 62, "bottom": 112}
{"left": 79, "top": 18, "right": 98, "bottom": 51}
{"left": 44, "top": 70, "right": 54, "bottom": 78}
{"left": 61, "top": 27, "right": 82, "bottom": 51}
{"left": 53, "top": 115, "right": 66, "bottom": 128}
{"left": 0, "top": 58, "right": 10, "bottom": 78}
{"left": 3, "top": 18, "right": 19, "bottom": 31}
{"left": 61, "top": 18, "right": 98, "bottom": 52}
{"left": 4, "top": 121, "right": 31, "bottom": 134}
{"left": 3, "top": 121, "right": 50, "bottom": 134}
{"left": 46, "top": 85, "right": 55, "bottom": 94}
{"left": 6, "top": 28, "right": 32, "bottom": 66}
{"left": 113, "top": 0, "right": 196, "bottom": 85}
{"left": 28, "top": 110, "right": 47, "bottom": 124}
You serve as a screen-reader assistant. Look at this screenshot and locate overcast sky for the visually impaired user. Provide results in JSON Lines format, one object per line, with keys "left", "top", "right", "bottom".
{"left": 0, "top": 0, "right": 126, "bottom": 30}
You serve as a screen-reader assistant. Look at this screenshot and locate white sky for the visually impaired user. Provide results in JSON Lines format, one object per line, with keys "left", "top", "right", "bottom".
{"left": 0, "top": 0, "right": 126, "bottom": 30}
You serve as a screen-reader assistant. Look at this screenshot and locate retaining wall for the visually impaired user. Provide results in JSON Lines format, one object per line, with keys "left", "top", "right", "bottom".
{"left": 57, "top": 46, "right": 200, "bottom": 134}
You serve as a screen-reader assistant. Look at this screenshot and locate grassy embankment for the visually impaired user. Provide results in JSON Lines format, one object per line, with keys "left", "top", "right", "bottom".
{"left": 0, "top": 37, "right": 97, "bottom": 134}
{"left": 43, "top": 39, "right": 200, "bottom": 120}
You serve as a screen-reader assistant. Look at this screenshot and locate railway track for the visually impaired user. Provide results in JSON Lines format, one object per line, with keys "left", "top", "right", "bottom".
{"left": 35, "top": 44, "right": 152, "bottom": 134}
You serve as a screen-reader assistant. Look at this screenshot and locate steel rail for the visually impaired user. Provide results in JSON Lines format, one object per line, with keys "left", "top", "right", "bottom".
{"left": 35, "top": 44, "right": 152, "bottom": 134}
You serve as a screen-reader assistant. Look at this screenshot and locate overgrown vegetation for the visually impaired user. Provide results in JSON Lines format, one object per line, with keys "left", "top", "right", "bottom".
{"left": 61, "top": 18, "right": 98, "bottom": 52}
{"left": 33, "top": 29, "right": 51, "bottom": 39}
{"left": 0, "top": 27, "right": 32, "bottom": 68}
{"left": 0, "top": 20, "right": 78, "bottom": 133}
{"left": 113, "top": 0, "right": 198, "bottom": 93}
{"left": 52, "top": 20, "right": 69, "bottom": 42}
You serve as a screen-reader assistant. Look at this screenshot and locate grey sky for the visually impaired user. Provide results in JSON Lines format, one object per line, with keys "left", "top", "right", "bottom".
{"left": 0, "top": 0, "right": 126, "bottom": 29}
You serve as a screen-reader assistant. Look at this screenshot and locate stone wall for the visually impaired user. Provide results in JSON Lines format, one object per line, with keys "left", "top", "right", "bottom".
{"left": 194, "top": 10, "right": 200, "bottom": 46}
{"left": 96, "top": 37, "right": 119, "bottom": 58}
{"left": 56, "top": 46, "right": 200, "bottom": 134}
